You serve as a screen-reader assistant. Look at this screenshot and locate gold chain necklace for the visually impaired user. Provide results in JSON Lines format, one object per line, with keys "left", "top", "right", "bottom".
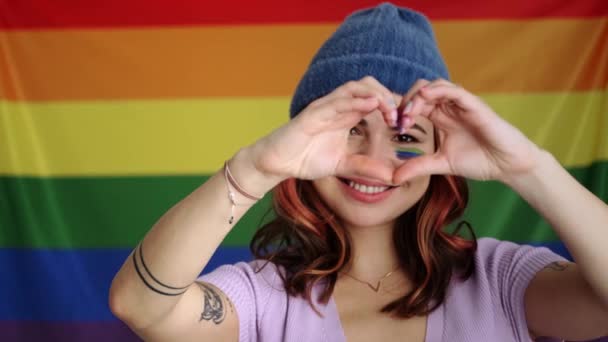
{"left": 340, "top": 265, "right": 401, "bottom": 292}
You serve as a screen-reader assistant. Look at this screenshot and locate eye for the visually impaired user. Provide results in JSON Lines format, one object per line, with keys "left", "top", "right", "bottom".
{"left": 394, "top": 134, "right": 418, "bottom": 143}
{"left": 349, "top": 127, "right": 362, "bottom": 136}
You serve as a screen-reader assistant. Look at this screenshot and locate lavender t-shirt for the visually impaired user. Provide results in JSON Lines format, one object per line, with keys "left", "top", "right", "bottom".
{"left": 198, "top": 237, "right": 567, "bottom": 341}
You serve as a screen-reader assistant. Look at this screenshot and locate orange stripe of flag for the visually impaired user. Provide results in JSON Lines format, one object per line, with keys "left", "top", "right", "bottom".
{"left": 1, "top": 19, "right": 606, "bottom": 101}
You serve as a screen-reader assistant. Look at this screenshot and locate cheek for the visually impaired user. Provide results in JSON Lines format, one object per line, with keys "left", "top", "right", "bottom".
{"left": 396, "top": 176, "right": 431, "bottom": 205}
{"left": 428, "top": 135, "right": 434, "bottom": 151}
{"left": 419, "top": 139, "right": 435, "bottom": 157}
{"left": 311, "top": 178, "right": 335, "bottom": 201}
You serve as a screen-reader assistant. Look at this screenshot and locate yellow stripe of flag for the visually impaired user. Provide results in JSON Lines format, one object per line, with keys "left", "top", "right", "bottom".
{"left": 1, "top": 91, "right": 606, "bottom": 176}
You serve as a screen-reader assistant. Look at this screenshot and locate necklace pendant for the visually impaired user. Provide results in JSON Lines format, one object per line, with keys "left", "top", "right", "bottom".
{"left": 367, "top": 282, "right": 381, "bottom": 292}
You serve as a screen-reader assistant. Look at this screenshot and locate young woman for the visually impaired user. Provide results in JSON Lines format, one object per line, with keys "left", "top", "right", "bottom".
{"left": 109, "top": 3, "right": 608, "bottom": 341}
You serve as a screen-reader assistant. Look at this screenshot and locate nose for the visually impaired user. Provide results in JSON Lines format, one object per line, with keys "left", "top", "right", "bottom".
{"left": 361, "top": 134, "right": 387, "bottom": 160}
{"left": 354, "top": 134, "right": 400, "bottom": 186}
{"left": 358, "top": 129, "right": 403, "bottom": 170}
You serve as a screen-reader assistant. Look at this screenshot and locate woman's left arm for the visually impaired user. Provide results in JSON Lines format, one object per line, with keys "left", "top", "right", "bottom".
{"left": 504, "top": 149, "right": 608, "bottom": 340}
{"left": 394, "top": 78, "right": 608, "bottom": 340}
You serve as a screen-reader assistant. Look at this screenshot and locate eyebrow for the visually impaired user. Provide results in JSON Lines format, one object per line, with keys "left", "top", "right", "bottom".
{"left": 358, "top": 119, "right": 428, "bottom": 135}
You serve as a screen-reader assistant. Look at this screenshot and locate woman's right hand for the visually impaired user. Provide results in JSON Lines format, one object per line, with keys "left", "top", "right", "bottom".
{"left": 248, "top": 76, "right": 399, "bottom": 184}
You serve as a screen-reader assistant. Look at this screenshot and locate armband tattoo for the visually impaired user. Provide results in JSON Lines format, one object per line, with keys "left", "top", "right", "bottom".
{"left": 132, "top": 242, "right": 190, "bottom": 296}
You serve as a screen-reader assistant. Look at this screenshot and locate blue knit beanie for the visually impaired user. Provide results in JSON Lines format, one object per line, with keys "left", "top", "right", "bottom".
{"left": 289, "top": 2, "right": 449, "bottom": 118}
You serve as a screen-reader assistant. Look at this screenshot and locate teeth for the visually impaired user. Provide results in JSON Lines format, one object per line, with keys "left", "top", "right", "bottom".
{"left": 348, "top": 180, "right": 388, "bottom": 194}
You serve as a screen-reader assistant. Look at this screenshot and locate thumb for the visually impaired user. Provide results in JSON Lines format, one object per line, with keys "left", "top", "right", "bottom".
{"left": 337, "top": 154, "right": 394, "bottom": 185}
{"left": 393, "top": 153, "right": 451, "bottom": 183}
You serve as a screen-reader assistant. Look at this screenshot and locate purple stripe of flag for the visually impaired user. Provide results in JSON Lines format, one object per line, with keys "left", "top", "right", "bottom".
{"left": 0, "top": 321, "right": 140, "bottom": 342}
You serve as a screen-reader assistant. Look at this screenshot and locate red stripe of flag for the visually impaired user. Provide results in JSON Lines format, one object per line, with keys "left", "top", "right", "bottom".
{"left": 1, "top": 0, "right": 607, "bottom": 30}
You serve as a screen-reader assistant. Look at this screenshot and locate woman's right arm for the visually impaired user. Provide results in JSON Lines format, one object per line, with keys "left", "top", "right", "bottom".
{"left": 108, "top": 148, "right": 282, "bottom": 341}
{"left": 108, "top": 76, "right": 398, "bottom": 341}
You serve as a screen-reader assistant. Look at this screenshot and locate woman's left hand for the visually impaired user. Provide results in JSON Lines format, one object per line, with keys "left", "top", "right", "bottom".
{"left": 393, "top": 79, "right": 544, "bottom": 184}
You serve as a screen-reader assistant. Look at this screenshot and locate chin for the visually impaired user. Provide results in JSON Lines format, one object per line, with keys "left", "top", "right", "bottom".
{"left": 338, "top": 210, "right": 402, "bottom": 229}
{"left": 312, "top": 176, "right": 428, "bottom": 228}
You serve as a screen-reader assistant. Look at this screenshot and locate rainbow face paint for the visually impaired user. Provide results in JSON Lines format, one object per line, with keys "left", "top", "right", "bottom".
{"left": 396, "top": 147, "right": 424, "bottom": 160}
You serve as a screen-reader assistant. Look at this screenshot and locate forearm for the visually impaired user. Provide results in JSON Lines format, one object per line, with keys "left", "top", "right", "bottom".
{"left": 503, "top": 150, "right": 608, "bottom": 307}
{"left": 109, "top": 147, "right": 282, "bottom": 327}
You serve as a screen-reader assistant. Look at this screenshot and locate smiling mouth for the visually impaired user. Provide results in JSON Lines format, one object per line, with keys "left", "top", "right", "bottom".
{"left": 337, "top": 177, "right": 398, "bottom": 194}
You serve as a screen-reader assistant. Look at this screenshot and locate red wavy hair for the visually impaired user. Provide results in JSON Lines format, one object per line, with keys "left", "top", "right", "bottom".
{"left": 250, "top": 168, "right": 477, "bottom": 317}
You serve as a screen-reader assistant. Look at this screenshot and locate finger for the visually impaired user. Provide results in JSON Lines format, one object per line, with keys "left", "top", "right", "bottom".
{"left": 330, "top": 79, "right": 391, "bottom": 107}
{"left": 423, "top": 78, "right": 453, "bottom": 88}
{"left": 399, "top": 92, "right": 435, "bottom": 133}
{"left": 393, "top": 153, "right": 451, "bottom": 183}
{"left": 314, "top": 80, "right": 380, "bottom": 107}
{"left": 417, "top": 84, "right": 476, "bottom": 113}
{"left": 396, "top": 79, "right": 432, "bottom": 132}
{"left": 398, "top": 78, "right": 432, "bottom": 110}
{"left": 332, "top": 96, "right": 380, "bottom": 116}
{"left": 405, "top": 94, "right": 463, "bottom": 132}
{"left": 426, "top": 109, "right": 459, "bottom": 131}
{"left": 327, "top": 79, "right": 398, "bottom": 128}
{"left": 298, "top": 97, "right": 376, "bottom": 135}
{"left": 358, "top": 76, "right": 399, "bottom": 127}
{"left": 337, "top": 154, "right": 394, "bottom": 185}
{"left": 400, "top": 79, "right": 466, "bottom": 130}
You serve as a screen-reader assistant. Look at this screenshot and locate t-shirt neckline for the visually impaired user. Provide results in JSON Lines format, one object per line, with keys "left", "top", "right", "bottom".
{"left": 323, "top": 293, "right": 445, "bottom": 342}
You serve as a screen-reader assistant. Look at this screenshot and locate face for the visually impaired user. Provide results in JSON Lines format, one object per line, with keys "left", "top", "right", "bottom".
{"left": 312, "top": 96, "right": 435, "bottom": 229}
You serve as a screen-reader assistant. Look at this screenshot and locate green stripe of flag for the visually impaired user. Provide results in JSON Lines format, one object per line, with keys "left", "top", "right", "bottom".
{"left": 1, "top": 160, "right": 606, "bottom": 248}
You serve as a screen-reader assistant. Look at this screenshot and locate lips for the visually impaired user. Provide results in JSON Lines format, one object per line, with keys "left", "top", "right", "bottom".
{"left": 337, "top": 177, "right": 397, "bottom": 204}
{"left": 337, "top": 177, "right": 395, "bottom": 188}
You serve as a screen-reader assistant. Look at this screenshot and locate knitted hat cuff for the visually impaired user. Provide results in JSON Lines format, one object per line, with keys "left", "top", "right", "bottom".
{"left": 289, "top": 53, "right": 448, "bottom": 118}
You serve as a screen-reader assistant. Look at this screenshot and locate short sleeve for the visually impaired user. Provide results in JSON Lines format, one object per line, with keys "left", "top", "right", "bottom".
{"left": 197, "top": 260, "right": 280, "bottom": 342}
{"left": 478, "top": 238, "right": 569, "bottom": 342}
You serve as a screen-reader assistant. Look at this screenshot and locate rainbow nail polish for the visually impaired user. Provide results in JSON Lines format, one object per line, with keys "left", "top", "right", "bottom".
{"left": 396, "top": 147, "right": 424, "bottom": 160}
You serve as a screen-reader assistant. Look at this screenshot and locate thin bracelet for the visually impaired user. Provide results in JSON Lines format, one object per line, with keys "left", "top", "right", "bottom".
{"left": 224, "top": 160, "right": 263, "bottom": 201}
{"left": 223, "top": 162, "right": 254, "bottom": 224}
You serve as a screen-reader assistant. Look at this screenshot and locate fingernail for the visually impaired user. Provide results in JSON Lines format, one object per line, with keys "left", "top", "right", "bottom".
{"left": 387, "top": 96, "right": 397, "bottom": 109}
{"left": 404, "top": 101, "right": 413, "bottom": 114}
{"left": 403, "top": 116, "right": 412, "bottom": 126}
{"left": 390, "top": 109, "right": 398, "bottom": 126}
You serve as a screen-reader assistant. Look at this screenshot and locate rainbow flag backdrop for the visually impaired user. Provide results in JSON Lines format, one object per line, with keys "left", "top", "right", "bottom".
{"left": 0, "top": 1, "right": 607, "bottom": 341}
